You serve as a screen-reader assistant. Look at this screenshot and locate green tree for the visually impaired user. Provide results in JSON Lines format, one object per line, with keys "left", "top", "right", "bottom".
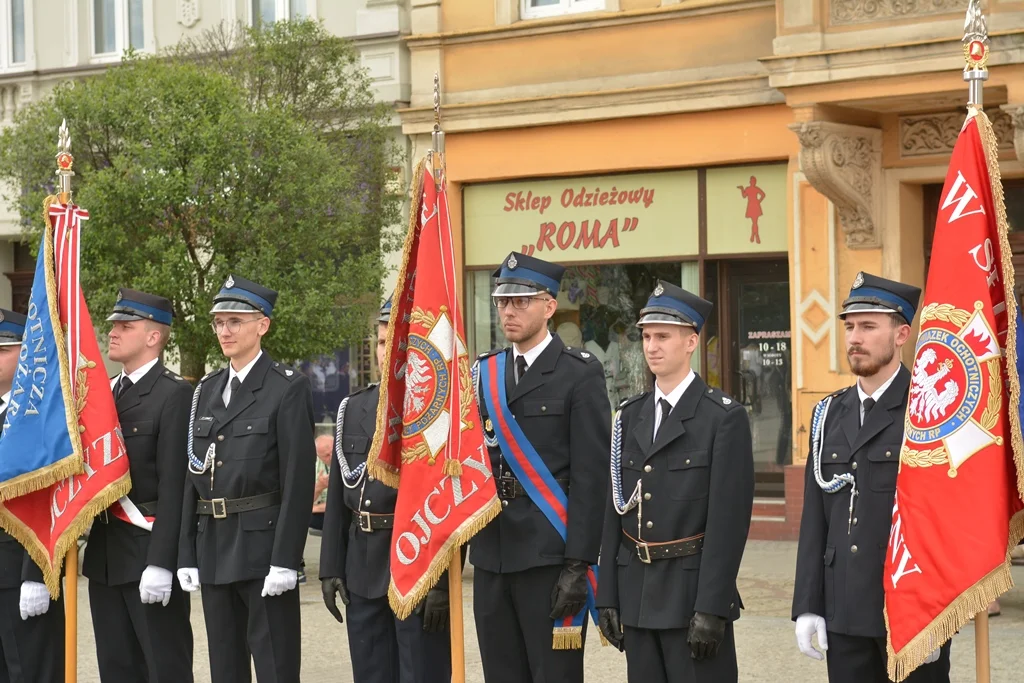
{"left": 0, "top": 20, "right": 401, "bottom": 381}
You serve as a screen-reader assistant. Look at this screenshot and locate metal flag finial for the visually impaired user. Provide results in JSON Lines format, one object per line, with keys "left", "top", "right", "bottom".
{"left": 963, "top": 0, "right": 989, "bottom": 108}
{"left": 55, "top": 118, "right": 75, "bottom": 202}
{"left": 430, "top": 72, "right": 445, "bottom": 183}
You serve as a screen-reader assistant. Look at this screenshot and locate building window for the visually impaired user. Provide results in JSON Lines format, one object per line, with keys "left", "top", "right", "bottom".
{"left": 92, "top": 0, "right": 145, "bottom": 57}
{"left": 520, "top": 0, "right": 604, "bottom": 20}
{"left": 0, "top": 0, "right": 26, "bottom": 68}
{"left": 251, "top": 0, "right": 307, "bottom": 24}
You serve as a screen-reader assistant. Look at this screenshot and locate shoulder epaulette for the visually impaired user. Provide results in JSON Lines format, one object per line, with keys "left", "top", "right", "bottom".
{"left": 476, "top": 348, "right": 505, "bottom": 361}
{"left": 271, "top": 362, "right": 298, "bottom": 380}
{"left": 820, "top": 386, "right": 850, "bottom": 404}
{"left": 201, "top": 368, "right": 224, "bottom": 383}
{"left": 348, "top": 383, "right": 378, "bottom": 398}
{"left": 703, "top": 386, "right": 742, "bottom": 410}
{"left": 617, "top": 392, "right": 649, "bottom": 411}
{"left": 562, "top": 346, "right": 599, "bottom": 363}
{"left": 160, "top": 368, "right": 187, "bottom": 383}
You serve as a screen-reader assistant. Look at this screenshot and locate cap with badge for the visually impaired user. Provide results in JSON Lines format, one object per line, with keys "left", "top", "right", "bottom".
{"left": 107, "top": 288, "right": 174, "bottom": 326}
{"left": 0, "top": 309, "right": 26, "bottom": 346}
{"left": 491, "top": 252, "right": 566, "bottom": 298}
{"left": 210, "top": 274, "right": 278, "bottom": 318}
{"left": 636, "top": 280, "right": 713, "bottom": 333}
{"left": 377, "top": 295, "right": 393, "bottom": 324}
{"left": 839, "top": 271, "right": 921, "bottom": 324}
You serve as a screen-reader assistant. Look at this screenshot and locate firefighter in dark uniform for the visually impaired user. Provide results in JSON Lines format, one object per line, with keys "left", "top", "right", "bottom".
{"left": 83, "top": 289, "right": 194, "bottom": 682}
{"left": 0, "top": 309, "right": 64, "bottom": 683}
{"left": 792, "top": 272, "right": 951, "bottom": 682}
{"left": 320, "top": 295, "right": 453, "bottom": 683}
{"left": 471, "top": 252, "right": 611, "bottom": 683}
{"left": 177, "top": 275, "right": 315, "bottom": 683}
{"left": 596, "top": 281, "right": 754, "bottom": 683}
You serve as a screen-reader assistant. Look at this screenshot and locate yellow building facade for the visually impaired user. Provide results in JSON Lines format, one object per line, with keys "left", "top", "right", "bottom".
{"left": 400, "top": 0, "right": 1024, "bottom": 538}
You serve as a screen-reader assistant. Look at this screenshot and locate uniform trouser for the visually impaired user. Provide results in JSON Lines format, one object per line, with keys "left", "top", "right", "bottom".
{"left": 0, "top": 585, "right": 64, "bottom": 683}
{"left": 346, "top": 592, "right": 452, "bottom": 683}
{"left": 473, "top": 565, "right": 585, "bottom": 683}
{"left": 89, "top": 578, "right": 194, "bottom": 683}
{"left": 623, "top": 623, "right": 737, "bottom": 683}
{"left": 200, "top": 580, "right": 301, "bottom": 683}
{"left": 826, "top": 632, "right": 951, "bottom": 683}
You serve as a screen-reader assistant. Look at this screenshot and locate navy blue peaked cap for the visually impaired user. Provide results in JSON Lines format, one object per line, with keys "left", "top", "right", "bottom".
{"left": 210, "top": 274, "right": 278, "bottom": 318}
{"left": 491, "top": 252, "right": 566, "bottom": 298}
{"left": 107, "top": 288, "right": 174, "bottom": 326}
{"left": 378, "top": 295, "right": 392, "bottom": 324}
{"left": 839, "top": 272, "right": 920, "bottom": 324}
{"left": 0, "top": 309, "right": 26, "bottom": 346}
{"left": 637, "top": 280, "right": 713, "bottom": 333}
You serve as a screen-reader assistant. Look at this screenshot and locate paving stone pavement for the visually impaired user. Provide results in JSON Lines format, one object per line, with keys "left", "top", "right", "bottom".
{"left": 71, "top": 538, "right": 1024, "bottom": 682}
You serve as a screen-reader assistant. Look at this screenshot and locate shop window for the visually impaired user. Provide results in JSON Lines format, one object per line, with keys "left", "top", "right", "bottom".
{"left": 520, "top": 0, "right": 605, "bottom": 21}
{"left": 468, "top": 261, "right": 698, "bottom": 408}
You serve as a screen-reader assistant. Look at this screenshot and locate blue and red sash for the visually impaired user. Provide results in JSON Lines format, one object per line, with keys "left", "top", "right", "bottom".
{"left": 478, "top": 351, "right": 599, "bottom": 650}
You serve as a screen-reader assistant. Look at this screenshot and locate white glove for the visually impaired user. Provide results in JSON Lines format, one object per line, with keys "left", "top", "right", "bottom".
{"left": 176, "top": 567, "right": 200, "bottom": 593}
{"left": 261, "top": 566, "right": 298, "bottom": 598}
{"left": 19, "top": 581, "right": 50, "bottom": 621}
{"left": 924, "top": 647, "right": 940, "bottom": 664}
{"left": 795, "top": 613, "right": 828, "bottom": 661}
{"left": 139, "top": 565, "right": 174, "bottom": 606}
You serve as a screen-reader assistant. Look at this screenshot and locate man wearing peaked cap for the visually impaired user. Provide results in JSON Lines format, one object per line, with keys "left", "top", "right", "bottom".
{"left": 82, "top": 289, "right": 194, "bottom": 683}
{"left": 792, "top": 272, "right": 951, "bottom": 682}
{"left": 178, "top": 275, "right": 315, "bottom": 683}
{"left": 471, "top": 252, "right": 610, "bottom": 683}
{"left": 0, "top": 309, "right": 65, "bottom": 683}
{"left": 320, "top": 294, "right": 454, "bottom": 683}
{"left": 596, "top": 281, "right": 754, "bottom": 683}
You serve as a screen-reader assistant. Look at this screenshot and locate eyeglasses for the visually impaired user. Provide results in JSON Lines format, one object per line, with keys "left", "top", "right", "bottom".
{"left": 210, "top": 318, "right": 264, "bottom": 335}
{"left": 493, "top": 296, "right": 551, "bottom": 310}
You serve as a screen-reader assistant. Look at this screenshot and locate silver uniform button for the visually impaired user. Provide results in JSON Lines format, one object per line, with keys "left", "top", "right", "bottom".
{"left": 501, "top": 500, "right": 508, "bottom": 508}
{"left": 643, "top": 493, "right": 652, "bottom": 501}
{"left": 831, "top": 453, "right": 837, "bottom": 459}
{"left": 364, "top": 500, "right": 371, "bottom": 507}
{"left": 217, "top": 434, "right": 225, "bottom": 442}
{"left": 644, "top": 465, "right": 652, "bottom": 473}
{"left": 851, "top": 545, "right": 858, "bottom": 553}
{"left": 646, "top": 521, "right": 653, "bottom": 529}
{"left": 853, "top": 517, "right": 858, "bottom": 526}
{"left": 852, "top": 462, "right": 858, "bottom": 470}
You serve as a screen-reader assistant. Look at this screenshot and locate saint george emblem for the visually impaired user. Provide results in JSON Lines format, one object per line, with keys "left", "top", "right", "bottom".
{"left": 285, "top": 370, "right": 293, "bottom": 376}
{"left": 654, "top": 283, "right": 664, "bottom": 296}
{"left": 903, "top": 301, "right": 1001, "bottom": 477}
{"left": 581, "top": 352, "right": 591, "bottom": 359}
{"left": 722, "top": 397, "right": 732, "bottom": 405}
{"left": 852, "top": 272, "right": 865, "bottom": 289}
{"left": 507, "top": 254, "right": 518, "bottom": 270}
{"left": 225, "top": 275, "right": 235, "bottom": 289}
{"left": 116, "top": 291, "right": 123, "bottom": 303}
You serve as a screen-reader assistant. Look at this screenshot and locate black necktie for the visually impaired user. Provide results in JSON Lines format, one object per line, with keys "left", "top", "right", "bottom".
{"left": 656, "top": 398, "right": 672, "bottom": 437}
{"left": 115, "top": 375, "right": 133, "bottom": 400}
{"left": 515, "top": 356, "right": 528, "bottom": 385}
{"left": 229, "top": 377, "right": 241, "bottom": 405}
{"left": 862, "top": 397, "right": 876, "bottom": 426}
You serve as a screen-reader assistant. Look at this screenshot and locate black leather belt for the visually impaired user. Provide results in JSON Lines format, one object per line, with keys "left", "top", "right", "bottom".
{"left": 354, "top": 511, "right": 394, "bottom": 533}
{"left": 497, "top": 475, "right": 568, "bottom": 500}
{"left": 95, "top": 500, "right": 157, "bottom": 524}
{"left": 197, "top": 491, "right": 281, "bottom": 519}
{"left": 624, "top": 530, "right": 705, "bottom": 563}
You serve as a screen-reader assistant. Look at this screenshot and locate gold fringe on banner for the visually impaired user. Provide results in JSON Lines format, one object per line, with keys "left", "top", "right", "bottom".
{"left": 553, "top": 628, "right": 583, "bottom": 650}
{"left": 885, "top": 108, "right": 1024, "bottom": 682}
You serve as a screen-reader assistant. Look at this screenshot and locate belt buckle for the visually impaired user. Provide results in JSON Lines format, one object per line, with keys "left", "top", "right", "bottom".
{"left": 498, "top": 477, "right": 516, "bottom": 499}
{"left": 636, "top": 542, "right": 652, "bottom": 564}
{"left": 211, "top": 498, "right": 228, "bottom": 519}
{"left": 359, "top": 511, "right": 374, "bottom": 533}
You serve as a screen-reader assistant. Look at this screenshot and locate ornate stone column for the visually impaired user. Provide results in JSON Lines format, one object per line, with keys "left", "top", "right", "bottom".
{"left": 788, "top": 121, "right": 882, "bottom": 249}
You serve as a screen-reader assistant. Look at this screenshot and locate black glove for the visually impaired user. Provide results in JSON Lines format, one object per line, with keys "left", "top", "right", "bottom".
{"left": 421, "top": 588, "right": 450, "bottom": 633}
{"left": 598, "top": 607, "right": 625, "bottom": 651}
{"left": 549, "top": 559, "right": 589, "bottom": 620}
{"left": 687, "top": 611, "right": 727, "bottom": 660}
{"left": 321, "top": 577, "right": 349, "bottom": 624}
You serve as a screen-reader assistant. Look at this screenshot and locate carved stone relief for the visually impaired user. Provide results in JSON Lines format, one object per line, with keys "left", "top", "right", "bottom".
{"left": 177, "top": 0, "right": 201, "bottom": 28}
{"left": 789, "top": 121, "right": 882, "bottom": 249}
{"left": 1000, "top": 105, "right": 1024, "bottom": 166}
{"left": 831, "top": 0, "right": 962, "bottom": 26}
{"left": 900, "top": 110, "right": 1015, "bottom": 157}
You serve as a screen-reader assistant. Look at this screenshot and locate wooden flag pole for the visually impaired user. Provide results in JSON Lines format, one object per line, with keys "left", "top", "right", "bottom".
{"left": 448, "top": 556, "right": 466, "bottom": 683}
{"left": 65, "top": 544, "right": 78, "bottom": 683}
{"left": 975, "top": 610, "right": 991, "bottom": 683}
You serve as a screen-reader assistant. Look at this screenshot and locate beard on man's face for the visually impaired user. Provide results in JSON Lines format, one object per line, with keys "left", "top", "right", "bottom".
{"left": 847, "top": 339, "right": 896, "bottom": 378}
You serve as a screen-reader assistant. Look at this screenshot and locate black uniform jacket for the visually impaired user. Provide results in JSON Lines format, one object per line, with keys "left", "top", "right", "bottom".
{"left": 0, "top": 405, "right": 44, "bottom": 589}
{"left": 596, "top": 374, "right": 755, "bottom": 631}
{"left": 178, "top": 352, "right": 315, "bottom": 585}
{"left": 470, "top": 334, "right": 611, "bottom": 574}
{"left": 84, "top": 362, "right": 192, "bottom": 586}
{"left": 792, "top": 366, "right": 909, "bottom": 638}
{"left": 319, "top": 384, "right": 396, "bottom": 600}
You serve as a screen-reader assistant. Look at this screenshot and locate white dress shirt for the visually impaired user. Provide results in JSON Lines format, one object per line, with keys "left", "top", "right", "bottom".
{"left": 653, "top": 369, "right": 696, "bottom": 439}
{"left": 0, "top": 391, "right": 9, "bottom": 414}
{"left": 110, "top": 357, "right": 160, "bottom": 390}
{"left": 224, "top": 350, "right": 263, "bottom": 405}
{"left": 513, "top": 331, "right": 553, "bottom": 377}
{"left": 856, "top": 365, "right": 901, "bottom": 425}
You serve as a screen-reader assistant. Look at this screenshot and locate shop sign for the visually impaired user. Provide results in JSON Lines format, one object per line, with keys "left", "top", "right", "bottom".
{"left": 464, "top": 170, "right": 699, "bottom": 266}
{"left": 706, "top": 163, "right": 788, "bottom": 255}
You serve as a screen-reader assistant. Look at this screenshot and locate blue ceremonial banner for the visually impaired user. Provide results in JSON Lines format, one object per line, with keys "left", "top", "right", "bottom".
{"left": 0, "top": 230, "right": 81, "bottom": 497}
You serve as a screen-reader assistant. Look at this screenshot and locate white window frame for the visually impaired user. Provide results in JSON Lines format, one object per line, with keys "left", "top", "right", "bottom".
{"left": 0, "top": 0, "right": 32, "bottom": 73}
{"left": 520, "top": 0, "right": 605, "bottom": 20}
{"left": 247, "top": 0, "right": 317, "bottom": 25}
{"left": 89, "top": 0, "right": 154, "bottom": 64}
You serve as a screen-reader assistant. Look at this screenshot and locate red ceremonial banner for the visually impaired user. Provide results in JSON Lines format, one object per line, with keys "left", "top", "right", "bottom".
{"left": 884, "top": 111, "right": 1024, "bottom": 680}
{"left": 368, "top": 158, "right": 501, "bottom": 617}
